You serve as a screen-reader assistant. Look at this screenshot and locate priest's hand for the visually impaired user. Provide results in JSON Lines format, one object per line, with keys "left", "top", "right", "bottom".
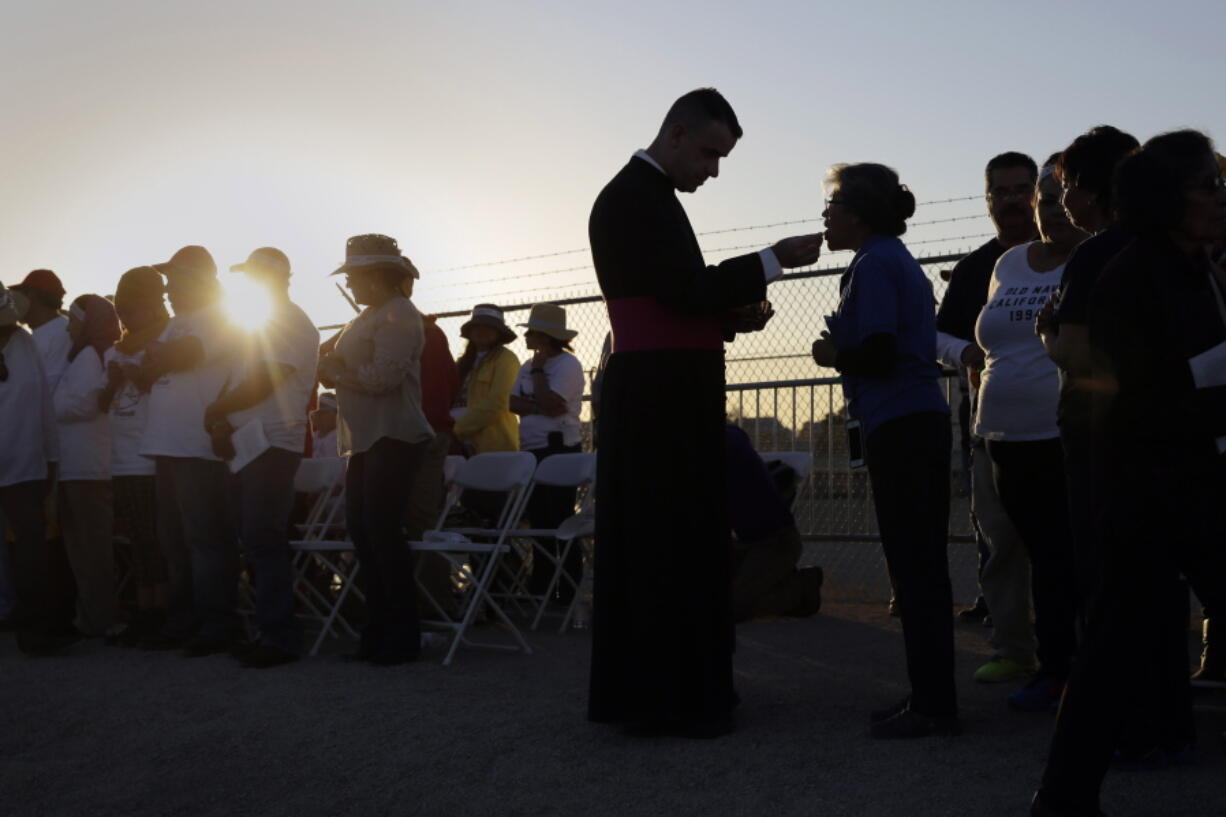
{"left": 723, "top": 301, "right": 775, "bottom": 333}
{"left": 772, "top": 233, "right": 823, "bottom": 268}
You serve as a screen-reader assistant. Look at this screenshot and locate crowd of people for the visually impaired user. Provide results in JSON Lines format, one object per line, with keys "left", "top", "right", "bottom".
{"left": 2, "top": 85, "right": 1224, "bottom": 816}
{"left": 586, "top": 89, "right": 1225, "bottom": 817}
{"left": 0, "top": 235, "right": 596, "bottom": 668}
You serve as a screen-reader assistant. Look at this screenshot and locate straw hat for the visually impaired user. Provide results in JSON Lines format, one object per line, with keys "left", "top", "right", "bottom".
{"left": 518, "top": 302, "right": 578, "bottom": 342}
{"left": 460, "top": 303, "right": 516, "bottom": 344}
{"left": 330, "top": 234, "right": 419, "bottom": 279}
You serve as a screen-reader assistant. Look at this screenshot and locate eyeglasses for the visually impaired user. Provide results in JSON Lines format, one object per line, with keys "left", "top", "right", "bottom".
{"left": 823, "top": 197, "right": 850, "bottom": 209}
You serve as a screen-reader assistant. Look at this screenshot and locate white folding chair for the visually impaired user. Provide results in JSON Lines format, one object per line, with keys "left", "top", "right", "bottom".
{"left": 411, "top": 451, "right": 537, "bottom": 665}
{"left": 761, "top": 452, "right": 813, "bottom": 514}
{"left": 443, "top": 454, "right": 465, "bottom": 486}
{"left": 496, "top": 452, "right": 597, "bottom": 632}
{"left": 288, "top": 457, "right": 361, "bottom": 656}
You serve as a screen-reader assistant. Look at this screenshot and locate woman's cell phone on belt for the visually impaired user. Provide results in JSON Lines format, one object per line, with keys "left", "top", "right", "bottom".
{"left": 847, "top": 419, "right": 865, "bottom": 469}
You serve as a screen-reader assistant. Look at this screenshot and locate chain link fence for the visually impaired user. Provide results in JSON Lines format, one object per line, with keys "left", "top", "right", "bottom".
{"left": 323, "top": 197, "right": 994, "bottom": 601}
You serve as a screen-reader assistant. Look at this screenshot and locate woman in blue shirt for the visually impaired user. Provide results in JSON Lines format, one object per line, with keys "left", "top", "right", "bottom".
{"left": 811, "top": 163, "right": 957, "bottom": 739}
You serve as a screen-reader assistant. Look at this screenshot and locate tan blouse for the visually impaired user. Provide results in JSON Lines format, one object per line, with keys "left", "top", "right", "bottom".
{"left": 331, "top": 296, "right": 434, "bottom": 455}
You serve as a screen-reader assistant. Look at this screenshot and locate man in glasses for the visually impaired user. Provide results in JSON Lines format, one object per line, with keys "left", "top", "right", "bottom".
{"left": 935, "top": 152, "right": 1040, "bottom": 686}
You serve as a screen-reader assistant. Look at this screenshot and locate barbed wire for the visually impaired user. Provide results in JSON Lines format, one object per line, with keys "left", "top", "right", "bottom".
{"left": 423, "top": 194, "right": 983, "bottom": 275}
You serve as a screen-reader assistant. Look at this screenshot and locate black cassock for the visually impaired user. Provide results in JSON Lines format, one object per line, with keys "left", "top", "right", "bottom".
{"left": 587, "top": 155, "right": 767, "bottom": 726}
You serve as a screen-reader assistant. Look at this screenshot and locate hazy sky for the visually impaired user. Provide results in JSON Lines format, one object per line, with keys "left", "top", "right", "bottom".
{"left": 2, "top": 0, "right": 1222, "bottom": 329}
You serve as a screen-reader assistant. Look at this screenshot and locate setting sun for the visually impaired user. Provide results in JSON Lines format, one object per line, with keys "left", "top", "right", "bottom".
{"left": 221, "top": 274, "right": 273, "bottom": 332}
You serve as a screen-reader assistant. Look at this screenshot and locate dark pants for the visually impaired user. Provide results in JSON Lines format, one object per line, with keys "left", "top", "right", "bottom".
{"left": 155, "top": 456, "right": 240, "bottom": 640}
{"left": 235, "top": 447, "right": 302, "bottom": 653}
{"left": 525, "top": 441, "right": 583, "bottom": 600}
{"left": 986, "top": 438, "right": 1076, "bottom": 679}
{"left": 114, "top": 475, "right": 167, "bottom": 588}
{"left": 346, "top": 436, "right": 426, "bottom": 660}
{"left": 0, "top": 480, "right": 53, "bottom": 643}
{"left": 866, "top": 412, "right": 957, "bottom": 718}
{"left": 1040, "top": 466, "right": 1226, "bottom": 809}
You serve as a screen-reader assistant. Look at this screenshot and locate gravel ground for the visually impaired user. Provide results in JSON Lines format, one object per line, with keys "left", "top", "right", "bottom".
{"left": 2, "top": 599, "right": 1222, "bottom": 817}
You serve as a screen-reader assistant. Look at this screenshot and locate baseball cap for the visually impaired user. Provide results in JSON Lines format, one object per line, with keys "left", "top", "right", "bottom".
{"left": 12, "top": 269, "right": 66, "bottom": 298}
{"left": 230, "top": 247, "right": 291, "bottom": 278}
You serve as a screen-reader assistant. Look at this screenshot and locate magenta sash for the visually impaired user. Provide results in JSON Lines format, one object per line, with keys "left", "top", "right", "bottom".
{"left": 607, "top": 296, "right": 723, "bottom": 353}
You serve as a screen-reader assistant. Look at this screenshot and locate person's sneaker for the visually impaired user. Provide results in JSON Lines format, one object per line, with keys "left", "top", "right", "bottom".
{"left": 870, "top": 695, "right": 911, "bottom": 724}
{"left": 239, "top": 644, "right": 299, "bottom": 669}
{"left": 974, "top": 657, "right": 1036, "bottom": 684}
{"left": 1008, "top": 677, "right": 1064, "bottom": 712}
{"left": 957, "top": 598, "right": 990, "bottom": 623}
{"left": 870, "top": 708, "right": 960, "bottom": 739}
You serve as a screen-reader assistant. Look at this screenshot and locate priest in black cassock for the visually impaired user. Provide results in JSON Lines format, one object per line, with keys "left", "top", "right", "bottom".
{"left": 587, "top": 88, "right": 822, "bottom": 738}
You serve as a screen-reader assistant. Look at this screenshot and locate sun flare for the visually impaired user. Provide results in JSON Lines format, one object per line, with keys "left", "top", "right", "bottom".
{"left": 221, "top": 275, "right": 273, "bottom": 332}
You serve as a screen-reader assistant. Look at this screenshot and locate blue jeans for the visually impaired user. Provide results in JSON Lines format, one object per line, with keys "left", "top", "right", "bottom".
{"left": 156, "top": 457, "right": 239, "bottom": 639}
{"left": 346, "top": 436, "right": 426, "bottom": 660}
{"left": 235, "top": 447, "right": 302, "bottom": 653}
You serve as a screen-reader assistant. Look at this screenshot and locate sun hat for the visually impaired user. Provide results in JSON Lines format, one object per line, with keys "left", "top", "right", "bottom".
{"left": 12, "top": 269, "right": 66, "bottom": 299}
{"left": 0, "top": 282, "right": 30, "bottom": 327}
{"left": 460, "top": 303, "right": 516, "bottom": 344}
{"left": 517, "top": 302, "right": 578, "bottom": 342}
{"left": 330, "top": 234, "right": 419, "bottom": 279}
{"left": 231, "top": 247, "right": 291, "bottom": 278}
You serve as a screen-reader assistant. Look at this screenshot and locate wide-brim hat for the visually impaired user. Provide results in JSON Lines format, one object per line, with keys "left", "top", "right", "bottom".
{"left": 460, "top": 303, "right": 516, "bottom": 344}
{"left": 518, "top": 302, "right": 578, "bottom": 341}
{"left": 330, "top": 233, "right": 420, "bottom": 279}
{"left": 0, "top": 283, "right": 30, "bottom": 327}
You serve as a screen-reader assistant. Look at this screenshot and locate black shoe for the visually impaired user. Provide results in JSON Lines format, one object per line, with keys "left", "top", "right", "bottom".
{"left": 869, "top": 709, "right": 960, "bottom": 739}
{"left": 228, "top": 640, "right": 260, "bottom": 661}
{"left": 1030, "top": 792, "right": 1107, "bottom": 817}
{"left": 957, "top": 598, "right": 990, "bottom": 623}
{"left": 239, "top": 644, "right": 299, "bottom": 669}
{"left": 182, "top": 635, "right": 234, "bottom": 657}
{"left": 870, "top": 696, "right": 911, "bottom": 724}
{"left": 140, "top": 631, "right": 187, "bottom": 651}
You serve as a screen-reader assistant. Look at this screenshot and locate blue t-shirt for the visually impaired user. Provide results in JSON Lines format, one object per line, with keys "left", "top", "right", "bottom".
{"left": 826, "top": 235, "right": 949, "bottom": 436}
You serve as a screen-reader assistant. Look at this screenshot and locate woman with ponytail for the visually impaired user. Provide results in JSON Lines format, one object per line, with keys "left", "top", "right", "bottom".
{"left": 54, "top": 293, "right": 121, "bottom": 637}
{"left": 810, "top": 163, "right": 958, "bottom": 739}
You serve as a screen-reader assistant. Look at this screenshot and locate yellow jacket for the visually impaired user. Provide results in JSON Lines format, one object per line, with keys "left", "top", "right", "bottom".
{"left": 453, "top": 346, "right": 520, "bottom": 453}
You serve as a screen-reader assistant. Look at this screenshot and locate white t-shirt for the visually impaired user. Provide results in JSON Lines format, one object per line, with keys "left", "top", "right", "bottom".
{"left": 103, "top": 346, "right": 156, "bottom": 476}
{"left": 973, "top": 243, "right": 1063, "bottom": 441}
{"left": 0, "top": 328, "right": 59, "bottom": 487}
{"left": 32, "top": 314, "right": 72, "bottom": 394}
{"left": 227, "top": 300, "right": 320, "bottom": 454}
{"left": 141, "top": 302, "right": 238, "bottom": 461}
{"left": 53, "top": 348, "right": 111, "bottom": 481}
{"left": 511, "top": 352, "right": 584, "bottom": 450}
